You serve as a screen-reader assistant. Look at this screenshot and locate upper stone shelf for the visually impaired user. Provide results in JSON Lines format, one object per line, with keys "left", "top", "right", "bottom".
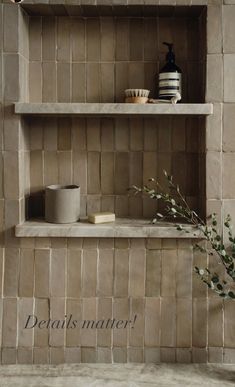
{"left": 14, "top": 103, "right": 213, "bottom": 117}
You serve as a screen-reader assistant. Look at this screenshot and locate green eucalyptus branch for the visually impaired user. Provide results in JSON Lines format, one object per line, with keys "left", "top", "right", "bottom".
{"left": 130, "top": 171, "right": 235, "bottom": 300}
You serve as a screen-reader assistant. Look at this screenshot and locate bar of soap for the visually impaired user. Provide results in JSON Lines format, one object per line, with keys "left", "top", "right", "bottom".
{"left": 88, "top": 212, "right": 115, "bottom": 224}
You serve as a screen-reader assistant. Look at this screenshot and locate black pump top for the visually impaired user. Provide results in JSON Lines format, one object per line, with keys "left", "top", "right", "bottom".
{"left": 163, "top": 42, "right": 175, "bottom": 63}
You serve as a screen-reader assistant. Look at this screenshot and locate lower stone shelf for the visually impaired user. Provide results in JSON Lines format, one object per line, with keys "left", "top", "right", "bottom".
{"left": 15, "top": 218, "right": 203, "bottom": 238}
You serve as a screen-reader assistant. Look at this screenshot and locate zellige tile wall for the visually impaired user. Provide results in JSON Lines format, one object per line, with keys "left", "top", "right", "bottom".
{"left": 27, "top": 14, "right": 204, "bottom": 217}
{"left": 1, "top": 0, "right": 235, "bottom": 364}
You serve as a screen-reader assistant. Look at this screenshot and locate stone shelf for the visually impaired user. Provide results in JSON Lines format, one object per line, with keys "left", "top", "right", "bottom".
{"left": 14, "top": 103, "right": 213, "bottom": 117}
{"left": 15, "top": 218, "right": 203, "bottom": 238}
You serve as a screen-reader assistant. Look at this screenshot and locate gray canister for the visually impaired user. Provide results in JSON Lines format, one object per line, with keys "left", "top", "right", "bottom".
{"left": 45, "top": 185, "right": 80, "bottom": 224}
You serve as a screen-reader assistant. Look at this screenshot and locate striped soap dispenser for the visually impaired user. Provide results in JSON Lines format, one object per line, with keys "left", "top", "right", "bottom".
{"left": 158, "top": 42, "right": 182, "bottom": 100}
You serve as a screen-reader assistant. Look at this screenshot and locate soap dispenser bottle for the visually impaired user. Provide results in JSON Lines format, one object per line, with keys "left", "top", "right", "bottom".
{"left": 158, "top": 42, "right": 182, "bottom": 100}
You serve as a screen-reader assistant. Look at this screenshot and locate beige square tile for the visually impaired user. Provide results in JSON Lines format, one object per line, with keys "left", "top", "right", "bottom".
{"left": 193, "top": 248, "right": 208, "bottom": 298}
{"left": 145, "top": 348, "right": 160, "bottom": 363}
{"left": 87, "top": 118, "right": 100, "bottom": 151}
{"left": 129, "top": 298, "right": 144, "bottom": 347}
{"left": 34, "top": 298, "right": 49, "bottom": 347}
{"left": 81, "top": 298, "right": 97, "bottom": 347}
{"left": 50, "top": 348, "right": 64, "bottom": 364}
{"left": 49, "top": 298, "right": 65, "bottom": 347}
{"left": 144, "top": 18, "right": 158, "bottom": 61}
{"left": 130, "top": 118, "right": 143, "bottom": 151}
{"left": 115, "top": 195, "right": 129, "bottom": 217}
{"left": 29, "top": 17, "right": 42, "bottom": 61}
{"left": 97, "top": 348, "right": 112, "bottom": 363}
{"left": 145, "top": 297, "right": 160, "bottom": 347}
{"left": 18, "top": 298, "right": 34, "bottom": 347}
{"left": 116, "top": 18, "right": 129, "bottom": 61}
{"left": 192, "top": 298, "right": 207, "bottom": 347}
{"left": 161, "top": 250, "right": 177, "bottom": 297}
{"left": 81, "top": 347, "right": 97, "bottom": 363}
{"left": 57, "top": 17, "right": 70, "bottom": 62}
{"left": 34, "top": 249, "right": 50, "bottom": 298}
{"left": 4, "top": 248, "right": 19, "bottom": 297}
{"left": 4, "top": 4, "right": 19, "bottom": 53}
{"left": 50, "top": 249, "right": 66, "bottom": 297}
{"left": 65, "top": 348, "right": 81, "bottom": 363}
{"left": 160, "top": 297, "right": 176, "bottom": 347}
{"left": 207, "top": 5, "right": 222, "bottom": 54}
{"left": 192, "top": 348, "right": 208, "bottom": 363}
{"left": 176, "top": 298, "right": 192, "bottom": 348}
{"left": 101, "top": 119, "right": 114, "bottom": 151}
{"left": 101, "top": 18, "right": 115, "bottom": 61}
{"left": 87, "top": 152, "right": 101, "bottom": 194}
{"left": 208, "top": 298, "right": 223, "bottom": 347}
{"left": 206, "top": 151, "right": 222, "bottom": 199}
{"left": 30, "top": 150, "right": 43, "bottom": 193}
{"left": 113, "top": 347, "right": 127, "bottom": 363}
{"left": 223, "top": 152, "right": 235, "bottom": 199}
{"left": 81, "top": 250, "right": 97, "bottom": 296}
{"left": 44, "top": 151, "right": 58, "bottom": 186}
{"left": 160, "top": 348, "right": 176, "bottom": 363}
{"left": 143, "top": 152, "right": 157, "bottom": 184}
{"left": 86, "top": 18, "right": 100, "bottom": 61}
{"left": 206, "top": 54, "right": 223, "bottom": 102}
{"left": 146, "top": 238, "right": 162, "bottom": 250}
{"left": 176, "top": 248, "right": 193, "bottom": 298}
{"left": 223, "top": 103, "right": 235, "bottom": 151}
{"left": 114, "top": 249, "right": 129, "bottom": 296}
{"left": 71, "top": 18, "right": 85, "bottom": 61}
{"left": 42, "top": 17, "right": 55, "bottom": 61}
{"left": 129, "top": 249, "right": 145, "bottom": 297}
{"left": 19, "top": 249, "right": 34, "bottom": 297}
{"left": 146, "top": 250, "right": 161, "bottom": 296}
{"left": 30, "top": 118, "right": 43, "bottom": 150}
{"left": 58, "top": 151, "right": 72, "bottom": 186}
{"left": 97, "top": 249, "right": 113, "bottom": 296}
{"left": 3, "top": 54, "right": 19, "bottom": 102}
{"left": 129, "top": 63, "right": 145, "bottom": 89}
{"left": 42, "top": 62, "right": 56, "bottom": 102}
{"left": 71, "top": 118, "right": 86, "bottom": 151}
{"left": 57, "top": 63, "right": 71, "bottom": 102}
{"left": 67, "top": 249, "right": 81, "bottom": 298}
{"left": 29, "top": 62, "right": 42, "bottom": 102}
{"left": 72, "top": 63, "right": 86, "bottom": 102}
{"left": 73, "top": 151, "right": 87, "bottom": 194}
{"left": 113, "top": 298, "right": 129, "bottom": 347}
{"left": 101, "top": 152, "right": 114, "bottom": 195}
{"left": 115, "top": 152, "right": 129, "bottom": 194}
{"left": 176, "top": 348, "right": 192, "bottom": 363}
{"left": 223, "top": 5, "right": 235, "bottom": 53}
{"left": 115, "top": 62, "right": 128, "bottom": 102}
{"left": 206, "top": 103, "right": 222, "bottom": 151}
{"left": 66, "top": 299, "right": 81, "bottom": 347}
{"left": 2, "top": 298, "right": 17, "bottom": 347}
{"left": 2, "top": 348, "right": 17, "bottom": 365}
{"left": 128, "top": 348, "right": 143, "bottom": 362}
{"left": 143, "top": 118, "right": 158, "bottom": 151}
{"left": 115, "top": 118, "right": 129, "bottom": 151}
{"left": 18, "top": 348, "right": 33, "bottom": 364}
{"left": 101, "top": 63, "right": 114, "bottom": 103}
{"left": 224, "top": 54, "right": 235, "bottom": 102}
{"left": 86, "top": 63, "right": 100, "bottom": 102}
{"left": 99, "top": 238, "right": 114, "bottom": 250}
{"left": 33, "top": 348, "right": 49, "bottom": 364}
{"left": 43, "top": 118, "right": 57, "bottom": 150}
{"left": 97, "top": 298, "right": 112, "bottom": 347}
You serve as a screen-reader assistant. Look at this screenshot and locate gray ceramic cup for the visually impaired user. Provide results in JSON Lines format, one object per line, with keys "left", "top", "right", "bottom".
{"left": 45, "top": 185, "right": 80, "bottom": 224}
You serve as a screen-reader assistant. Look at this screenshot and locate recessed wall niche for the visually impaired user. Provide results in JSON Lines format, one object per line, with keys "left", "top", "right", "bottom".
{"left": 23, "top": 5, "right": 207, "bottom": 220}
